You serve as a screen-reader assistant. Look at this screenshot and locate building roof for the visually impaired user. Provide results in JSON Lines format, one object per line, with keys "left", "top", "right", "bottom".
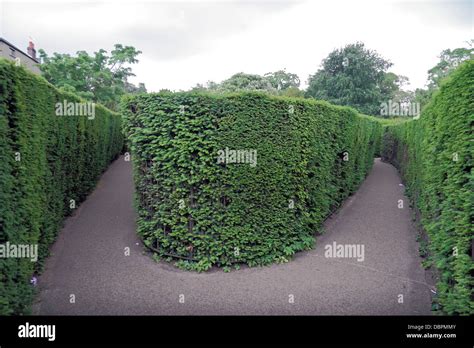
{"left": 0, "top": 37, "right": 40, "bottom": 63}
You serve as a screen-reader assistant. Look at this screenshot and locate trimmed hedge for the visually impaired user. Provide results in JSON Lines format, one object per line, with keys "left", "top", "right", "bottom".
{"left": 0, "top": 59, "right": 123, "bottom": 314}
{"left": 381, "top": 60, "right": 473, "bottom": 315}
{"left": 122, "top": 92, "right": 382, "bottom": 271}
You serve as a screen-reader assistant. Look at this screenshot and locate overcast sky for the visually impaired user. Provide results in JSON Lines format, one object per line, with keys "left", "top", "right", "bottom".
{"left": 1, "top": 0, "right": 472, "bottom": 91}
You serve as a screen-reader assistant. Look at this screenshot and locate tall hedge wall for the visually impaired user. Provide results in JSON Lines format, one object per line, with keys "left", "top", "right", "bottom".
{"left": 122, "top": 92, "right": 381, "bottom": 271}
{"left": 0, "top": 59, "right": 123, "bottom": 314}
{"left": 381, "top": 60, "right": 473, "bottom": 315}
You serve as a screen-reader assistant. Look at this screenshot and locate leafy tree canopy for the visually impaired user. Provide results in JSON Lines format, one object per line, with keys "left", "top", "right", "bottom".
{"left": 264, "top": 69, "right": 300, "bottom": 90}
{"left": 305, "top": 42, "right": 396, "bottom": 115}
{"left": 191, "top": 69, "right": 303, "bottom": 96}
{"left": 39, "top": 44, "right": 146, "bottom": 110}
{"left": 217, "top": 72, "right": 275, "bottom": 92}
{"left": 427, "top": 40, "right": 473, "bottom": 89}
{"left": 410, "top": 40, "right": 473, "bottom": 112}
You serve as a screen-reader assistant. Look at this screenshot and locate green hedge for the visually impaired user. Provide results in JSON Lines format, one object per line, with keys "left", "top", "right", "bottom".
{"left": 122, "top": 92, "right": 381, "bottom": 271}
{"left": 381, "top": 60, "right": 473, "bottom": 315}
{"left": 0, "top": 59, "right": 123, "bottom": 314}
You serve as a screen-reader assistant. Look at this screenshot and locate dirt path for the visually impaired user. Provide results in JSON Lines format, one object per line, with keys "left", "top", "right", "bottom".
{"left": 34, "top": 157, "right": 432, "bottom": 315}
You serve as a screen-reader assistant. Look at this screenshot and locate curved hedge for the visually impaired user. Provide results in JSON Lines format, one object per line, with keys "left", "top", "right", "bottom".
{"left": 381, "top": 60, "right": 473, "bottom": 315}
{"left": 0, "top": 59, "right": 123, "bottom": 314}
{"left": 122, "top": 92, "right": 381, "bottom": 271}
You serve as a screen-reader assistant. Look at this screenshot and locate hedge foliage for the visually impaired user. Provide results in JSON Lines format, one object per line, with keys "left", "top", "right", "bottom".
{"left": 123, "top": 92, "right": 382, "bottom": 271}
{"left": 381, "top": 60, "right": 473, "bottom": 315}
{"left": 0, "top": 59, "right": 123, "bottom": 314}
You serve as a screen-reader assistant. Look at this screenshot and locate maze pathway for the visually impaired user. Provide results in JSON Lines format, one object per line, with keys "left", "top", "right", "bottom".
{"left": 35, "top": 157, "right": 432, "bottom": 315}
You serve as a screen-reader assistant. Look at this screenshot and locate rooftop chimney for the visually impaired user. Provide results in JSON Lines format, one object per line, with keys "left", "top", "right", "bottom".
{"left": 27, "top": 40, "right": 36, "bottom": 60}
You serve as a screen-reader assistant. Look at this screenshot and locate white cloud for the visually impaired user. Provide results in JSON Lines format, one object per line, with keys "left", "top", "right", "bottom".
{"left": 1, "top": 0, "right": 472, "bottom": 91}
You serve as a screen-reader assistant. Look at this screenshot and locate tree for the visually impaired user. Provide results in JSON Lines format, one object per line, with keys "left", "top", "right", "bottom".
{"left": 190, "top": 73, "right": 275, "bottom": 93}
{"left": 380, "top": 72, "right": 409, "bottom": 101}
{"left": 217, "top": 72, "right": 276, "bottom": 93}
{"left": 408, "top": 40, "right": 473, "bottom": 113}
{"left": 190, "top": 81, "right": 219, "bottom": 92}
{"left": 191, "top": 70, "right": 303, "bottom": 96}
{"left": 427, "top": 40, "right": 473, "bottom": 89}
{"left": 38, "top": 44, "right": 146, "bottom": 110}
{"left": 125, "top": 82, "right": 147, "bottom": 94}
{"left": 279, "top": 86, "right": 305, "bottom": 98}
{"left": 413, "top": 88, "right": 431, "bottom": 111}
{"left": 305, "top": 42, "right": 393, "bottom": 115}
{"left": 264, "top": 69, "right": 300, "bottom": 91}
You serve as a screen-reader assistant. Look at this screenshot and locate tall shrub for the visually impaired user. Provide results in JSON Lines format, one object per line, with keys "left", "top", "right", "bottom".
{"left": 0, "top": 59, "right": 123, "bottom": 314}
{"left": 123, "top": 92, "right": 381, "bottom": 271}
{"left": 381, "top": 60, "right": 473, "bottom": 315}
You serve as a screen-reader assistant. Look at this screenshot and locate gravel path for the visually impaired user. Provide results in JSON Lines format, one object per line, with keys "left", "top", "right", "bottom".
{"left": 34, "top": 157, "right": 432, "bottom": 315}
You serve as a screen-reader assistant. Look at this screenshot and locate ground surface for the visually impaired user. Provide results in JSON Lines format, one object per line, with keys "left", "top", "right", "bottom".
{"left": 34, "top": 157, "right": 432, "bottom": 315}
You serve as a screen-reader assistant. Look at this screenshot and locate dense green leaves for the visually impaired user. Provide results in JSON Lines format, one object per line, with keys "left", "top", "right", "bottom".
{"left": 381, "top": 60, "right": 473, "bottom": 315}
{"left": 305, "top": 42, "right": 395, "bottom": 115}
{"left": 263, "top": 70, "right": 301, "bottom": 91}
{"left": 191, "top": 70, "right": 304, "bottom": 96}
{"left": 0, "top": 59, "right": 123, "bottom": 314}
{"left": 123, "top": 91, "right": 381, "bottom": 271}
{"left": 427, "top": 42, "right": 473, "bottom": 90}
{"left": 38, "top": 44, "right": 146, "bottom": 111}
